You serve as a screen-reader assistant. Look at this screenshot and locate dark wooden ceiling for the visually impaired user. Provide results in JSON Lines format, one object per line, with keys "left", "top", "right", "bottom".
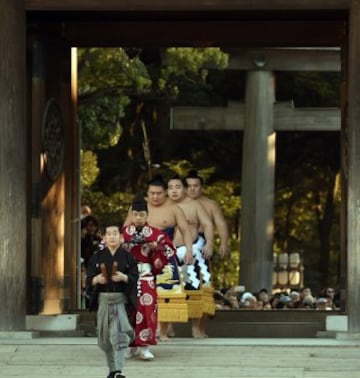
{"left": 26, "top": 4, "right": 348, "bottom": 47}
{"left": 24, "top": 0, "right": 350, "bottom": 12}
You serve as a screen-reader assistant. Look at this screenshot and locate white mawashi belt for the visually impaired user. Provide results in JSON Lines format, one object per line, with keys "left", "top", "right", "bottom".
{"left": 137, "top": 262, "right": 152, "bottom": 276}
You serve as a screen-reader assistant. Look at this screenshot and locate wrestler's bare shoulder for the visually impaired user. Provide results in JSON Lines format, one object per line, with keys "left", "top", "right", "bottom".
{"left": 198, "top": 195, "right": 218, "bottom": 208}
{"left": 182, "top": 196, "right": 197, "bottom": 205}
{"left": 148, "top": 198, "right": 178, "bottom": 214}
{"left": 164, "top": 197, "right": 176, "bottom": 206}
{"left": 163, "top": 198, "right": 183, "bottom": 213}
{"left": 185, "top": 197, "right": 206, "bottom": 213}
{"left": 176, "top": 197, "right": 197, "bottom": 214}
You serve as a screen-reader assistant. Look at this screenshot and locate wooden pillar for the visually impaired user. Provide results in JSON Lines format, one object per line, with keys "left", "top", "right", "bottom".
{"left": 64, "top": 47, "right": 81, "bottom": 309}
{"left": 40, "top": 39, "right": 69, "bottom": 314}
{"left": 346, "top": 0, "right": 360, "bottom": 334}
{"left": 30, "top": 39, "right": 45, "bottom": 314}
{"left": 340, "top": 25, "right": 348, "bottom": 314}
{"left": 27, "top": 27, "right": 76, "bottom": 313}
{"left": 0, "top": 0, "right": 26, "bottom": 330}
{"left": 240, "top": 70, "right": 275, "bottom": 293}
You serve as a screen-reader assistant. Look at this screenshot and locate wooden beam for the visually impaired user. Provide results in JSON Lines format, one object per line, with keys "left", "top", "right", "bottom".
{"left": 25, "top": 0, "right": 351, "bottom": 11}
{"left": 170, "top": 102, "right": 341, "bottom": 131}
{"left": 226, "top": 48, "right": 341, "bottom": 71}
{"left": 275, "top": 102, "right": 340, "bottom": 131}
{"left": 58, "top": 20, "right": 345, "bottom": 47}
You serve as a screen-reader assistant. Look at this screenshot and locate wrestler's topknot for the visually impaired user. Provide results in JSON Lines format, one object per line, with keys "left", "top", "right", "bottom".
{"left": 169, "top": 174, "right": 187, "bottom": 187}
{"left": 148, "top": 174, "right": 167, "bottom": 190}
{"left": 185, "top": 169, "right": 204, "bottom": 185}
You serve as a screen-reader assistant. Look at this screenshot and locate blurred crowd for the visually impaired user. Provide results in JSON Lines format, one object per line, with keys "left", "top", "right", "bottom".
{"left": 214, "top": 286, "right": 340, "bottom": 311}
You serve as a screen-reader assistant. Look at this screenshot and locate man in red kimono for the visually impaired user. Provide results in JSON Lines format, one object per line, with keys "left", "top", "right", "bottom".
{"left": 121, "top": 193, "right": 174, "bottom": 360}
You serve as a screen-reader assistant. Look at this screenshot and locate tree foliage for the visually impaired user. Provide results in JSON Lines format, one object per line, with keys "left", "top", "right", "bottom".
{"left": 275, "top": 132, "right": 340, "bottom": 291}
{"left": 78, "top": 48, "right": 150, "bottom": 150}
{"left": 81, "top": 150, "right": 100, "bottom": 189}
{"left": 78, "top": 47, "right": 228, "bottom": 151}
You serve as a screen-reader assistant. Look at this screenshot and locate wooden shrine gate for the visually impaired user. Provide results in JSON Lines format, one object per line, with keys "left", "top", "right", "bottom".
{"left": 170, "top": 46, "right": 341, "bottom": 293}
{"left": 1, "top": 1, "right": 360, "bottom": 338}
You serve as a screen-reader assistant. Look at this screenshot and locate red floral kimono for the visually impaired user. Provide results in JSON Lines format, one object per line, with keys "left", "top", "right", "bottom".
{"left": 121, "top": 223, "right": 173, "bottom": 346}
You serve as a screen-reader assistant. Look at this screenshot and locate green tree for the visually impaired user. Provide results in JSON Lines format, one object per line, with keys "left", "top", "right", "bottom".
{"left": 78, "top": 47, "right": 229, "bottom": 193}
{"left": 275, "top": 132, "right": 340, "bottom": 292}
{"left": 78, "top": 48, "right": 228, "bottom": 150}
{"left": 78, "top": 48, "right": 152, "bottom": 150}
{"left": 81, "top": 150, "right": 99, "bottom": 188}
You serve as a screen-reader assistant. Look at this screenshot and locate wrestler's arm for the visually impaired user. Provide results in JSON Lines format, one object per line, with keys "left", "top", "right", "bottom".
{"left": 174, "top": 205, "right": 193, "bottom": 264}
{"left": 210, "top": 200, "right": 229, "bottom": 258}
{"left": 196, "top": 202, "right": 214, "bottom": 259}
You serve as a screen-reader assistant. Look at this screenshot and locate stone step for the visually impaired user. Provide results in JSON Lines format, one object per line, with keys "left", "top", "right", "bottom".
{"left": 38, "top": 330, "right": 86, "bottom": 337}
{"left": 70, "top": 309, "right": 343, "bottom": 338}
{"left": 26, "top": 314, "right": 79, "bottom": 332}
{"left": 176, "top": 321, "right": 324, "bottom": 338}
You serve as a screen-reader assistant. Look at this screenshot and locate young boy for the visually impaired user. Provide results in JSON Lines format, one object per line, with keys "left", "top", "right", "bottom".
{"left": 122, "top": 193, "right": 173, "bottom": 360}
{"left": 86, "top": 224, "right": 139, "bottom": 378}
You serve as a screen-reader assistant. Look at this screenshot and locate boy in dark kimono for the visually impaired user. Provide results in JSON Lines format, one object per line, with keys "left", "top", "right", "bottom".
{"left": 86, "top": 224, "right": 138, "bottom": 378}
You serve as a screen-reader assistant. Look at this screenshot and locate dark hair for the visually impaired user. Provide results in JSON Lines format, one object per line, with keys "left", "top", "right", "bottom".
{"left": 148, "top": 174, "right": 167, "bottom": 190}
{"left": 82, "top": 215, "right": 99, "bottom": 229}
{"left": 101, "top": 224, "right": 120, "bottom": 235}
{"left": 168, "top": 174, "right": 187, "bottom": 188}
{"left": 131, "top": 192, "right": 148, "bottom": 212}
{"left": 213, "top": 292, "right": 224, "bottom": 301}
{"left": 185, "top": 169, "right": 204, "bottom": 185}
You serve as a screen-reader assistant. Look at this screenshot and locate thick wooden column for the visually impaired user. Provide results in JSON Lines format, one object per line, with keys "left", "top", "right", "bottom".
{"left": 40, "top": 39, "right": 69, "bottom": 314}
{"left": 340, "top": 26, "right": 348, "bottom": 314}
{"left": 346, "top": 0, "right": 360, "bottom": 334}
{"left": 30, "top": 39, "right": 45, "bottom": 314}
{"left": 240, "top": 70, "right": 275, "bottom": 293}
{"left": 0, "top": 0, "right": 26, "bottom": 330}
{"left": 65, "top": 47, "right": 81, "bottom": 309}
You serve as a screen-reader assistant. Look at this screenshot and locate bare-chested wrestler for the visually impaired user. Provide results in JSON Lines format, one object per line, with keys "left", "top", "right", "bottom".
{"left": 185, "top": 169, "right": 230, "bottom": 337}
{"left": 167, "top": 174, "right": 214, "bottom": 339}
{"left": 185, "top": 170, "right": 229, "bottom": 258}
{"left": 123, "top": 175, "right": 193, "bottom": 341}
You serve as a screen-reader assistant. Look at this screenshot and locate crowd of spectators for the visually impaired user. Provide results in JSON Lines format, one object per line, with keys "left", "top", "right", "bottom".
{"left": 213, "top": 286, "right": 340, "bottom": 311}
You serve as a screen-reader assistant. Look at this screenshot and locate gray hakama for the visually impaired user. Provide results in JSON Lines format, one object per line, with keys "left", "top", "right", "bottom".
{"left": 97, "top": 292, "right": 135, "bottom": 373}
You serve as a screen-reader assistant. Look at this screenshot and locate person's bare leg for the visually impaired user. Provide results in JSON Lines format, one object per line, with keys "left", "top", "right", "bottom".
{"left": 199, "top": 315, "right": 208, "bottom": 338}
{"left": 191, "top": 318, "right": 203, "bottom": 339}
{"left": 159, "top": 322, "right": 170, "bottom": 341}
{"left": 167, "top": 322, "right": 175, "bottom": 337}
